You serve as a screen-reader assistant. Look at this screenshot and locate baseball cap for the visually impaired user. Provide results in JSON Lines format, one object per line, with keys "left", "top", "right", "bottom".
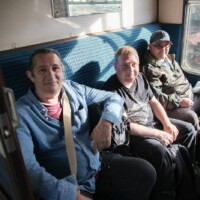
{"left": 150, "top": 30, "right": 173, "bottom": 45}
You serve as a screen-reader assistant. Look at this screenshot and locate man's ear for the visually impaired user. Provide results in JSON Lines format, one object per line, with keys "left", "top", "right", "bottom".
{"left": 114, "top": 63, "right": 117, "bottom": 70}
{"left": 26, "top": 71, "right": 34, "bottom": 83}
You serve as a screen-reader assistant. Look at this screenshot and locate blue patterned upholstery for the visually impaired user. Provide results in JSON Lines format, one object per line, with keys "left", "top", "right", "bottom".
{"left": 0, "top": 23, "right": 182, "bottom": 99}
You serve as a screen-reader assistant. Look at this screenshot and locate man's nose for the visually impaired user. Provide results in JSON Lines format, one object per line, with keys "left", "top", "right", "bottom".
{"left": 127, "top": 65, "right": 134, "bottom": 72}
{"left": 47, "top": 68, "right": 55, "bottom": 76}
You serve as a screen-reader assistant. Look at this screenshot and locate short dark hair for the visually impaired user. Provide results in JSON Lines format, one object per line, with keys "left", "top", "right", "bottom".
{"left": 28, "top": 48, "right": 62, "bottom": 71}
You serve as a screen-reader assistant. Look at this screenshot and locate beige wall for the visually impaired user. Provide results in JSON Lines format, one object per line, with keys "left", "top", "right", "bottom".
{"left": 0, "top": 0, "right": 157, "bottom": 51}
{"left": 158, "top": 0, "right": 183, "bottom": 24}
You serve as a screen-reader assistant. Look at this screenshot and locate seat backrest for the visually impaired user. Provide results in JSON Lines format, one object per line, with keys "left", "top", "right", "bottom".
{"left": 0, "top": 23, "right": 164, "bottom": 99}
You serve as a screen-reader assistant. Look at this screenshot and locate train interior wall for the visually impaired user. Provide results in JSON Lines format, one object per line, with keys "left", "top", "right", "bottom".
{"left": 2, "top": 0, "right": 196, "bottom": 97}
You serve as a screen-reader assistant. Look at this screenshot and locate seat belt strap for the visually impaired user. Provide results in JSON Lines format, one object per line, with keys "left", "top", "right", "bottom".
{"left": 63, "top": 92, "right": 77, "bottom": 177}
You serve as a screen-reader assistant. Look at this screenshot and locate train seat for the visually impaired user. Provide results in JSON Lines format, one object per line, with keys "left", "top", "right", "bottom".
{"left": 0, "top": 23, "right": 182, "bottom": 99}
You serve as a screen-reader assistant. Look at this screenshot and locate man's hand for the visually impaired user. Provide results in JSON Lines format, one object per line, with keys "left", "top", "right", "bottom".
{"left": 156, "top": 129, "right": 174, "bottom": 146}
{"left": 90, "top": 119, "right": 112, "bottom": 154}
{"left": 163, "top": 122, "right": 179, "bottom": 141}
{"left": 180, "top": 98, "right": 194, "bottom": 108}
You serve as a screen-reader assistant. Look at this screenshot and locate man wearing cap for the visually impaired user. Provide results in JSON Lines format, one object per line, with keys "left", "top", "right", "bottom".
{"left": 142, "top": 30, "right": 200, "bottom": 131}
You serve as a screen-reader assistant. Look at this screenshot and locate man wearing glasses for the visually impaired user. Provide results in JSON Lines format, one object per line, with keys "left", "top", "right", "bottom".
{"left": 142, "top": 30, "right": 200, "bottom": 132}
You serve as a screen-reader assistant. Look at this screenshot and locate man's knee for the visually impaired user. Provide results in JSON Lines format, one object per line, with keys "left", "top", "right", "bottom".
{"left": 132, "top": 141, "right": 173, "bottom": 173}
{"left": 168, "top": 108, "right": 199, "bottom": 130}
{"left": 96, "top": 153, "right": 156, "bottom": 200}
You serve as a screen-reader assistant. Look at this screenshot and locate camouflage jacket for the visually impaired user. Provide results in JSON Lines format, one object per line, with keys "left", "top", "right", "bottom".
{"left": 142, "top": 50, "right": 193, "bottom": 110}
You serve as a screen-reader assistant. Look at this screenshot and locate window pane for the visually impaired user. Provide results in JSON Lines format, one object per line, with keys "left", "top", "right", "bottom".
{"left": 52, "top": 0, "right": 122, "bottom": 17}
{"left": 182, "top": 3, "right": 200, "bottom": 75}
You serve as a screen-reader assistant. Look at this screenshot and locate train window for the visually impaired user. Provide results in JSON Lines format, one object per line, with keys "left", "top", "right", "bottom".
{"left": 182, "top": 2, "right": 200, "bottom": 75}
{"left": 51, "top": 0, "right": 122, "bottom": 17}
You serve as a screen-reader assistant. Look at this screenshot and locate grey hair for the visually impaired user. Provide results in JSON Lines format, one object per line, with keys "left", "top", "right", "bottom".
{"left": 28, "top": 48, "right": 63, "bottom": 71}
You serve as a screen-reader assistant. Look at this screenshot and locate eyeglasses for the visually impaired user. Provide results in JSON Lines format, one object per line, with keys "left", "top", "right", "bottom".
{"left": 152, "top": 43, "right": 172, "bottom": 49}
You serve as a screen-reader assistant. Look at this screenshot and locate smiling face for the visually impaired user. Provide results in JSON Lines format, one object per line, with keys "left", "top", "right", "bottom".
{"left": 26, "top": 52, "right": 64, "bottom": 102}
{"left": 115, "top": 47, "right": 139, "bottom": 88}
{"left": 149, "top": 41, "right": 171, "bottom": 60}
